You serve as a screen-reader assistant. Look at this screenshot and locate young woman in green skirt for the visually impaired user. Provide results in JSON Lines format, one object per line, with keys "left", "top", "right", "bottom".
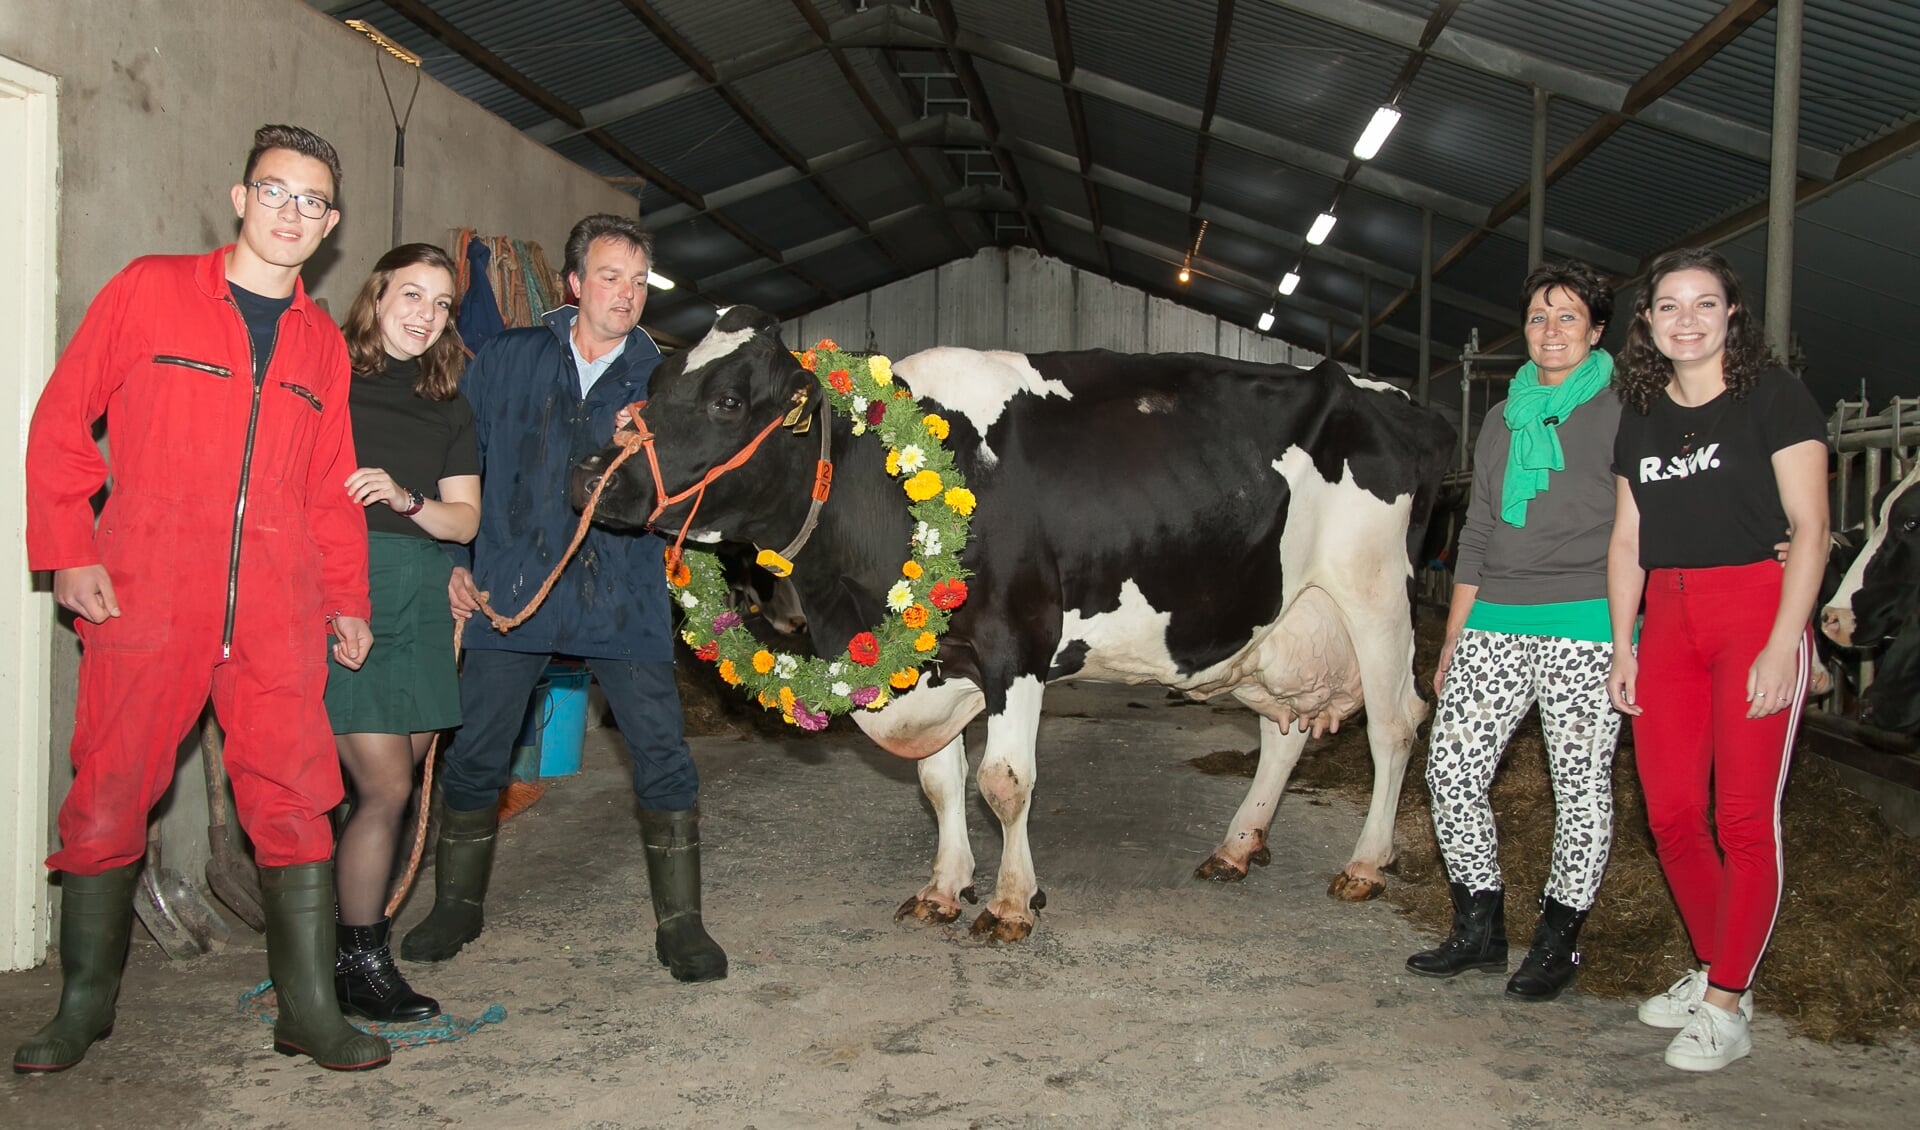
{"left": 327, "top": 244, "right": 481, "bottom": 1021}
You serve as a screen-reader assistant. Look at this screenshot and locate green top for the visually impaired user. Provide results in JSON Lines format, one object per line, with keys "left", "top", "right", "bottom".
{"left": 1464, "top": 597, "right": 1612, "bottom": 643}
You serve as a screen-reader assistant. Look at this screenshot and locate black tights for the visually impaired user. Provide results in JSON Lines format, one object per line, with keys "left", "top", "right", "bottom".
{"left": 335, "top": 732, "right": 434, "bottom": 926}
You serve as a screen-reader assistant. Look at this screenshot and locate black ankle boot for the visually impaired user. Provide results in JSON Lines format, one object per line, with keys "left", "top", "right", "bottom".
{"left": 337, "top": 918, "right": 441, "bottom": 1023}
{"left": 1505, "top": 896, "right": 1588, "bottom": 1001}
{"left": 639, "top": 807, "right": 727, "bottom": 983}
{"left": 1406, "top": 882, "right": 1508, "bottom": 977}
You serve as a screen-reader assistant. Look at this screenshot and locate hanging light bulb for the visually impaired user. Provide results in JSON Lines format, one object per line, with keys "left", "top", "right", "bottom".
{"left": 1178, "top": 258, "right": 1192, "bottom": 285}
{"left": 1257, "top": 308, "right": 1276, "bottom": 332}
{"left": 1307, "top": 212, "right": 1337, "bottom": 245}
{"left": 1353, "top": 105, "right": 1403, "bottom": 160}
{"left": 1279, "top": 271, "right": 1301, "bottom": 296}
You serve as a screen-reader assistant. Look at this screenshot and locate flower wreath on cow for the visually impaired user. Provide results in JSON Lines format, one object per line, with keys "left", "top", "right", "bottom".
{"left": 670, "top": 341, "right": 975, "bottom": 730}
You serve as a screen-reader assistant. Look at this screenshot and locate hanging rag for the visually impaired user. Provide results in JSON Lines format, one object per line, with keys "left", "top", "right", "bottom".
{"left": 457, "top": 237, "right": 507, "bottom": 350}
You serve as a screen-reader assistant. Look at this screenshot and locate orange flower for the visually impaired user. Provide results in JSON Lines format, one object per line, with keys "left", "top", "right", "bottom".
{"left": 914, "top": 631, "right": 937, "bottom": 653}
{"left": 828, "top": 369, "right": 852, "bottom": 395}
{"left": 902, "top": 560, "right": 924, "bottom": 580}
{"left": 798, "top": 350, "right": 818, "bottom": 372}
{"left": 718, "top": 659, "right": 742, "bottom": 685}
{"left": 902, "top": 604, "right": 929, "bottom": 628}
{"left": 779, "top": 686, "right": 797, "bottom": 712}
{"left": 758, "top": 691, "right": 777, "bottom": 709}
{"left": 667, "top": 560, "right": 692, "bottom": 587}
{"left": 890, "top": 668, "right": 920, "bottom": 689}
{"left": 752, "top": 650, "right": 776, "bottom": 675}
{"left": 815, "top": 337, "right": 839, "bottom": 352}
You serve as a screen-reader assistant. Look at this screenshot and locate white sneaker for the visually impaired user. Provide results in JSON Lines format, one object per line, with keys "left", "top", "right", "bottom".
{"left": 1665, "top": 1001, "right": 1752, "bottom": 1072}
{"left": 1637, "top": 968, "right": 1755, "bottom": 1029}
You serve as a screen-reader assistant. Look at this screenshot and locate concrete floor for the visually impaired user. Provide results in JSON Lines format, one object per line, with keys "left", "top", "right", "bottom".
{"left": 5, "top": 681, "right": 1916, "bottom": 1128}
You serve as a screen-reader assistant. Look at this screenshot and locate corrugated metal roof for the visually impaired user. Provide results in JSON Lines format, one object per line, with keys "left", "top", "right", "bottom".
{"left": 1671, "top": 2, "right": 1920, "bottom": 153}
{"left": 304, "top": 0, "right": 1920, "bottom": 402}
{"left": 1065, "top": 0, "right": 1221, "bottom": 109}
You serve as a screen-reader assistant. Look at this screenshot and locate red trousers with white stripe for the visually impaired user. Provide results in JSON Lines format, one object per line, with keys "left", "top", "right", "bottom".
{"left": 1632, "top": 560, "right": 1808, "bottom": 995}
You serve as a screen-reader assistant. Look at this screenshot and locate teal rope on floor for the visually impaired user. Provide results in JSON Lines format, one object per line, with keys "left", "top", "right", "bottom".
{"left": 238, "top": 980, "right": 507, "bottom": 1048}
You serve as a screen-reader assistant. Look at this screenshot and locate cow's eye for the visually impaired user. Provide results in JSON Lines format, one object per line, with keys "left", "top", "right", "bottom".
{"left": 1904, "top": 518, "right": 1917, "bottom": 533}
{"left": 714, "top": 395, "right": 743, "bottom": 413}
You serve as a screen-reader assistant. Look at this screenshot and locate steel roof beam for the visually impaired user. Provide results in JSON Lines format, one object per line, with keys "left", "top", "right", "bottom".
{"left": 922, "top": 0, "right": 1048, "bottom": 255}
{"left": 616, "top": 0, "right": 909, "bottom": 277}
{"left": 1187, "top": 0, "right": 1237, "bottom": 216}
{"left": 1044, "top": 0, "right": 1112, "bottom": 274}
{"left": 1250, "top": 0, "right": 1840, "bottom": 180}
{"left": 787, "top": 0, "right": 978, "bottom": 258}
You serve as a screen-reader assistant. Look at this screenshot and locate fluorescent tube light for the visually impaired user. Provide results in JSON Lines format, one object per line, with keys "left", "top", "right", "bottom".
{"left": 1279, "top": 272, "right": 1301, "bottom": 296}
{"left": 1257, "top": 309, "right": 1276, "bottom": 332}
{"left": 1353, "top": 105, "right": 1402, "bottom": 160}
{"left": 1307, "top": 212, "right": 1337, "bottom": 245}
{"left": 648, "top": 272, "right": 676, "bottom": 291}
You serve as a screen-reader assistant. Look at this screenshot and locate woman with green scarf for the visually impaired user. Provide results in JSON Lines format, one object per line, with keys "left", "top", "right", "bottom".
{"left": 1406, "top": 261, "right": 1623, "bottom": 1003}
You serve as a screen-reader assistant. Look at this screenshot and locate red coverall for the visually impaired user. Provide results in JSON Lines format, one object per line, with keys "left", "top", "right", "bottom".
{"left": 26, "top": 247, "right": 369, "bottom": 873}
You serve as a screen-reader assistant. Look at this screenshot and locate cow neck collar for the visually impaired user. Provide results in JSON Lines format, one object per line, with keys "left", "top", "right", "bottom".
{"left": 754, "top": 405, "right": 835, "bottom": 577}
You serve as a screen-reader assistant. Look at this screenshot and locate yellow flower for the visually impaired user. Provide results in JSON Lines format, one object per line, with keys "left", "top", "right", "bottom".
{"left": 869, "top": 355, "right": 893, "bottom": 383}
{"left": 890, "top": 668, "right": 920, "bottom": 689}
{"left": 718, "top": 659, "right": 742, "bottom": 686}
{"left": 680, "top": 630, "right": 698, "bottom": 646}
{"left": 914, "top": 631, "right": 937, "bottom": 653}
{"left": 885, "top": 449, "right": 901, "bottom": 476}
{"left": 943, "top": 487, "right": 976, "bottom": 516}
{"left": 921, "top": 413, "right": 950, "bottom": 441}
{"left": 779, "top": 686, "right": 797, "bottom": 712}
{"left": 752, "top": 650, "right": 776, "bottom": 675}
{"left": 904, "top": 470, "right": 942, "bottom": 501}
{"left": 865, "top": 690, "right": 890, "bottom": 710}
{"left": 758, "top": 691, "right": 777, "bottom": 709}
{"left": 902, "top": 560, "right": 924, "bottom": 580}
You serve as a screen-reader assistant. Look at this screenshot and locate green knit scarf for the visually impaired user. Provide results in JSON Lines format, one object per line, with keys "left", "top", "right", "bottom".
{"left": 1500, "top": 349, "right": 1612, "bottom": 528}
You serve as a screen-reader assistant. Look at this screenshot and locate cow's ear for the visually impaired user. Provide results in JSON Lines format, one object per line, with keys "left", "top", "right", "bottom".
{"left": 781, "top": 373, "right": 825, "bottom": 435}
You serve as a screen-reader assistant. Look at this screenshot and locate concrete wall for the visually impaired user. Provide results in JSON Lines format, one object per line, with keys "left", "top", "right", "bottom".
{"left": 0, "top": 0, "right": 637, "bottom": 904}
{"left": 785, "top": 246, "right": 1321, "bottom": 366}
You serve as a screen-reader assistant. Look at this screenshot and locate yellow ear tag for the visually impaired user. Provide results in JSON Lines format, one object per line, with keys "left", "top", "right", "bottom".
{"left": 781, "top": 387, "right": 811, "bottom": 432}
{"left": 755, "top": 549, "right": 794, "bottom": 578}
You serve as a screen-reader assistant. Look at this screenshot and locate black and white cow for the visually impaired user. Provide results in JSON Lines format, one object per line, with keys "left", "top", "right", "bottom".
{"left": 1822, "top": 463, "right": 1920, "bottom": 733}
{"left": 577, "top": 307, "right": 1456, "bottom": 940}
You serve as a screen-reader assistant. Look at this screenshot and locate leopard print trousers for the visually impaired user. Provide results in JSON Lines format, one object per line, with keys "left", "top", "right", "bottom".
{"left": 1427, "top": 628, "right": 1620, "bottom": 910}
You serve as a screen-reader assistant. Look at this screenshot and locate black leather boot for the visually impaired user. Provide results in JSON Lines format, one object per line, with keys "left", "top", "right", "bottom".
{"left": 12, "top": 864, "right": 139, "bottom": 1074}
{"left": 1505, "top": 895, "right": 1588, "bottom": 1002}
{"left": 337, "top": 918, "right": 441, "bottom": 1022}
{"left": 1406, "top": 882, "right": 1508, "bottom": 977}
{"left": 262, "top": 863, "right": 390, "bottom": 1071}
{"left": 400, "top": 803, "right": 498, "bottom": 963}
{"left": 639, "top": 807, "right": 728, "bottom": 983}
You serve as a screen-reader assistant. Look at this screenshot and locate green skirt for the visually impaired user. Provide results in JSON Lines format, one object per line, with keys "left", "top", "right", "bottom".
{"left": 325, "top": 532, "right": 462, "bottom": 735}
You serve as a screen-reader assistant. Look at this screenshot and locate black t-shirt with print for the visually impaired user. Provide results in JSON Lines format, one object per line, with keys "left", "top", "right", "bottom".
{"left": 1613, "top": 366, "right": 1827, "bottom": 569}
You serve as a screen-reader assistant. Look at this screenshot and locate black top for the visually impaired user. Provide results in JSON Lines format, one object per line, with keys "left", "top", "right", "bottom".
{"left": 348, "top": 355, "right": 480, "bottom": 538}
{"left": 227, "top": 281, "right": 293, "bottom": 382}
{"left": 1614, "top": 365, "right": 1828, "bottom": 569}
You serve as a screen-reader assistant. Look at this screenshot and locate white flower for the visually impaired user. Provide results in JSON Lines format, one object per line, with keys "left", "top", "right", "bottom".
{"left": 828, "top": 662, "right": 844, "bottom": 677}
{"left": 899, "top": 445, "right": 927, "bottom": 473}
{"left": 678, "top": 591, "right": 698, "bottom": 608}
{"left": 887, "top": 580, "right": 913, "bottom": 611}
{"left": 852, "top": 395, "right": 868, "bottom": 414}
{"left": 922, "top": 527, "right": 943, "bottom": 556}
{"left": 774, "top": 654, "right": 799, "bottom": 679}
{"left": 830, "top": 680, "right": 852, "bottom": 698}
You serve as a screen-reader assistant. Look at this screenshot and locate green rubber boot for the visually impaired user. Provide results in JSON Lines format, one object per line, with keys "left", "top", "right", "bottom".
{"left": 639, "top": 808, "right": 728, "bottom": 983}
{"left": 400, "top": 803, "right": 498, "bottom": 963}
{"left": 12, "top": 864, "right": 139, "bottom": 1074}
{"left": 261, "top": 863, "right": 390, "bottom": 1071}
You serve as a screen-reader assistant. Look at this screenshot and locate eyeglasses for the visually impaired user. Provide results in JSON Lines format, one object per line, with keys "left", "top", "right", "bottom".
{"left": 246, "top": 181, "right": 333, "bottom": 220}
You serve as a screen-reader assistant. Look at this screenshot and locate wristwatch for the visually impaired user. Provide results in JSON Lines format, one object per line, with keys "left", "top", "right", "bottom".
{"left": 400, "top": 487, "right": 427, "bottom": 516}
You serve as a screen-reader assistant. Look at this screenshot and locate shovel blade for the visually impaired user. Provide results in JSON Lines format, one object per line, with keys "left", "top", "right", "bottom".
{"left": 133, "top": 868, "right": 229, "bottom": 961}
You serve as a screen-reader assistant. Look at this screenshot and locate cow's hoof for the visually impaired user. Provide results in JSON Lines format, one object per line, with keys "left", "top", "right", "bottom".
{"left": 968, "top": 908, "right": 1034, "bottom": 943}
{"left": 960, "top": 885, "right": 979, "bottom": 905}
{"left": 1249, "top": 845, "right": 1271, "bottom": 868}
{"left": 1029, "top": 889, "right": 1046, "bottom": 910}
{"left": 894, "top": 894, "right": 963, "bottom": 925}
{"left": 1327, "top": 870, "right": 1386, "bottom": 901}
{"left": 1194, "top": 854, "right": 1249, "bottom": 882}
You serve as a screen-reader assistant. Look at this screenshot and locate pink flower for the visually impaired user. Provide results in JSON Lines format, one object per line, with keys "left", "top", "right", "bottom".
{"left": 711, "top": 611, "right": 742, "bottom": 631}
{"left": 849, "top": 686, "right": 881, "bottom": 707}
{"left": 793, "top": 704, "right": 829, "bottom": 731}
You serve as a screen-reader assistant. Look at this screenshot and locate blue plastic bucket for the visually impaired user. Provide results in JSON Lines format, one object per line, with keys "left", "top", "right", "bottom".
{"left": 535, "top": 666, "right": 590, "bottom": 777}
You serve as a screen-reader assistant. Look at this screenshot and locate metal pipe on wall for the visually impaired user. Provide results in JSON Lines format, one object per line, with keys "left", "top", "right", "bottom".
{"left": 1359, "top": 273, "right": 1371, "bottom": 380}
{"left": 1766, "top": 0, "right": 1804, "bottom": 357}
{"left": 1528, "top": 87, "right": 1548, "bottom": 269}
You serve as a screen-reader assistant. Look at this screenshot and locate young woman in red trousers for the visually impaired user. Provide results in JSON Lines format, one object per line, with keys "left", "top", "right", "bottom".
{"left": 1606, "top": 248, "right": 1829, "bottom": 1073}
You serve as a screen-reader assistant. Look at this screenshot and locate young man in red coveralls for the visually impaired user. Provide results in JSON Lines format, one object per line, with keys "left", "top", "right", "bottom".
{"left": 13, "top": 125, "right": 389, "bottom": 1074}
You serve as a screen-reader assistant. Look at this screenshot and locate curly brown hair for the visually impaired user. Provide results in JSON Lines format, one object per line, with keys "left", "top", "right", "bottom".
{"left": 343, "top": 243, "right": 466, "bottom": 401}
{"left": 1615, "top": 247, "right": 1779, "bottom": 414}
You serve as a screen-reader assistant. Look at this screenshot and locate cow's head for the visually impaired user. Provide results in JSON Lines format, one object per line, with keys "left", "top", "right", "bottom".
{"left": 572, "top": 306, "right": 822, "bottom": 545}
{"left": 1823, "top": 466, "right": 1920, "bottom": 649}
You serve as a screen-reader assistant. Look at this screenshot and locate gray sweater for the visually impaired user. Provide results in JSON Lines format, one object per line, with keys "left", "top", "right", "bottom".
{"left": 1453, "top": 387, "right": 1621, "bottom": 605}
